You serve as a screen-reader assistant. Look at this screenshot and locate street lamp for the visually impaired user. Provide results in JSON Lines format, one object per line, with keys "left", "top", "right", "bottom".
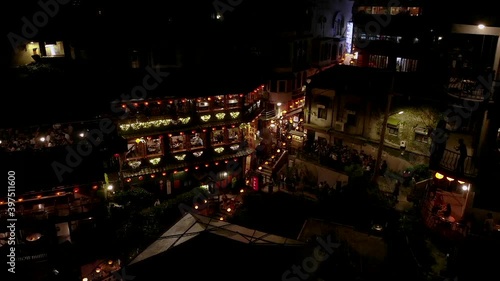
{"left": 276, "top": 102, "right": 282, "bottom": 118}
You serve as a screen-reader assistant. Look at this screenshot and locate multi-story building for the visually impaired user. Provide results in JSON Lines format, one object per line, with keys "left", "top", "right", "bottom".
{"left": 303, "top": 20, "right": 500, "bottom": 245}
{"left": 223, "top": 0, "right": 355, "bottom": 183}
{"left": 351, "top": 0, "right": 428, "bottom": 69}
{"left": 2, "top": 2, "right": 269, "bottom": 280}
{"left": 310, "top": 0, "right": 355, "bottom": 72}
{"left": 111, "top": 82, "right": 266, "bottom": 196}
{"left": 430, "top": 23, "right": 500, "bottom": 212}
{"left": 303, "top": 65, "right": 441, "bottom": 161}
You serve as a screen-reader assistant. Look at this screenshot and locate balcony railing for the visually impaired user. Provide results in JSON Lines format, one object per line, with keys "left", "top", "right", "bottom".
{"left": 260, "top": 109, "right": 276, "bottom": 120}
{"left": 0, "top": 196, "right": 100, "bottom": 220}
{"left": 447, "top": 77, "right": 493, "bottom": 102}
{"left": 433, "top": 148, "right": 478, "bottom": 179}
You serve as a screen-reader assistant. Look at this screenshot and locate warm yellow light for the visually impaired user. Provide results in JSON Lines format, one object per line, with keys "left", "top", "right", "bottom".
{"left": 446, "top": 177, "right": 454, "bottom": 182}
{"left": 219, "top": 217, "right": 224, "bottom": 221}
{"left": 435, "top": 172, "right": 444, "bottom": 179}
{"left": 457, "top": 180, "right": 465, "bottom": 184}
{"left": 240, "top": 189, "right": 244, "bottom": 193}
{"left": 227, "top": 208, "right": 231, "bottom": 212}
{"left": 194, "top": 205, "right": 199, "bottom": 209}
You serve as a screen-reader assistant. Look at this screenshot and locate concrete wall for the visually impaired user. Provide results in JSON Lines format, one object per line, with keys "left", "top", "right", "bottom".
{"left": 295, "top": 158, "right": 349, "bottom": 187}
{"left": 365, "top": 106, "right": 441, "bottom": 156}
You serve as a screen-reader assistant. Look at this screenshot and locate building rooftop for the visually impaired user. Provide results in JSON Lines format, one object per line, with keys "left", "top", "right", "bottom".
{"left": 127, "top": 212, "right": 306, "bottom": 281}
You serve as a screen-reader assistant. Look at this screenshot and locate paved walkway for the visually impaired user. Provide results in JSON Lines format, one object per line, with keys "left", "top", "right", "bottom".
{"left": 260, "top": 184, "right": 320, "bottom": 200}
{"left": 256, "top": 172, "right": 414, "bottom": 212}
{"left": 378, "top": 173, "right": 414, "bottom": 211}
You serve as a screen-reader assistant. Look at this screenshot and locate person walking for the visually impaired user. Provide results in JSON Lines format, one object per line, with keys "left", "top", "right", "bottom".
{"left": 484, "top": 213, "right": 496, "bottom": 235}
{"left": 279, "top": 172, "right": 285, "bottom": 190}
{"left": 393, "top": 180, "right": 401, "bottom": 203}
{"left": 380, "top": 160, "right": 388, "bottom": 176}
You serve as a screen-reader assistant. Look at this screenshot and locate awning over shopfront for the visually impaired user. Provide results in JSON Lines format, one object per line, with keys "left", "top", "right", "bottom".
{"left": 120, "top": 148, "right": 254, "bottom": 178}
{"left": 387, "top": 116, "right": 400, "bottom": 128}
{"left": 414, "top": 126, "right": 429, "bottom": 135}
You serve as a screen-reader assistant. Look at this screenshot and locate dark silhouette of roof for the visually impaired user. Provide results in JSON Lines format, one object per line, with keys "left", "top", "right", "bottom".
{"left": 309, "top": 65, "right": 393, "bottom": 97}
{"left": 127, "top": 212, "right": 306, "bottom": 281}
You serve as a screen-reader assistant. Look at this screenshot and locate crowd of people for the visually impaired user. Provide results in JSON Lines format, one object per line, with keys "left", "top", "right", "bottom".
{"left": 302, "top": 140, "right": 377, "bottom": 175}
{"left": 0, "top": 124, "right": 76, "bottom": 152}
